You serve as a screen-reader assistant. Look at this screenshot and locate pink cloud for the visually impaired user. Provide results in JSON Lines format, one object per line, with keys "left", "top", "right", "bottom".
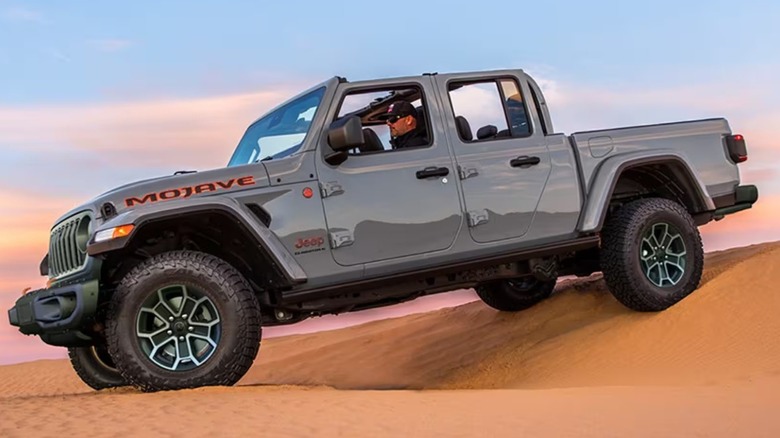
{"left": 700, "top": 194, "right": 780, "bottom": 251}
{"left": 0, "top": 85, "right": 305, "bottom": 170}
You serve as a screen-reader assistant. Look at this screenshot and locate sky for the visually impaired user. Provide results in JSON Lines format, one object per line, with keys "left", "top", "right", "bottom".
{"left": 1, "top": 0, "right": 779, "bottom": 364}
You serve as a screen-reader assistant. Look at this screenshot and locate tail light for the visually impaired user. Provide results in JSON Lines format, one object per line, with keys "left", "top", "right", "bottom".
{"left": 726, "top": 134, "right": 748, "bottom": 163}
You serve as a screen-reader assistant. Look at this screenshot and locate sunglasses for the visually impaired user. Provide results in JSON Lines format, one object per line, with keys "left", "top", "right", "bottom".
{"left": 386, "top": 115, "right": 409, "bottom": 124}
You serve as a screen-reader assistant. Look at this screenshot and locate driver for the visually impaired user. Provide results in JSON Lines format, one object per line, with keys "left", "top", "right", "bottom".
{"left": 379, "top": 100, "right": 427, "bottom": 149}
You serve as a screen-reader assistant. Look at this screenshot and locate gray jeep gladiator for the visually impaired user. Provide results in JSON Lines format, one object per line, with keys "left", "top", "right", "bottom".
{"left": 8, "top": 69, "right": 757, "bottom": 391}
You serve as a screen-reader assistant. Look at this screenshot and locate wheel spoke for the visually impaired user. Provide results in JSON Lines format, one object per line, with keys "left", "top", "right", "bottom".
{"left": 177, "top": 337, "right": 192, "bottom": 361}
{"left": 189, "top": 333, "right": 218, "bottom": 349}
{"left": 138, "top": 307, "right": 169, "bottom": 328}
{"left": 157, "top": 289, "right": 179, "bottom": 317}
{"left": 140, "top": 327, "right": 174, "bottom": 346}
{"left": 640, "top": 221, "right": 688, "bottom": 288}
{"left": 136, "top": 283, "right": 222, "bottom": 372}
{"left": 152, "top": 302, "right": 175, "bottom": 321}
{"left": 148, "top": 336, "right": 175, "bottom": 361}
{"left": 660, "top": 225, "right": 674, "bottom": 248}
{"left": 641, "top": 238, "right": 655, "bottom": 261}
{"left": 190, "top": 324, "right": 211, "bottom": 337}
{"left": 645, "top": 261, "right": 658, "bottom": 281}
{"left": 660, "top": 262, "right": 672, "bottom": 285}
{"left": 652, "top": 223, "right": 667, "bottom": 248}
{"left": 180, "top": 296, "right": 198, "bottom": 321}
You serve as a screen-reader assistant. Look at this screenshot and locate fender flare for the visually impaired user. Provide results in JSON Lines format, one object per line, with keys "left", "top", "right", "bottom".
{"left": 86, "top": 197, "right": 307, "bottom": 286}
{"left": 578, "top": 150, "right": 715, "bottom": 233}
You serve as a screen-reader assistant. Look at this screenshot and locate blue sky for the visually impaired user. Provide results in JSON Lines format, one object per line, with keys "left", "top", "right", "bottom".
{"left": 1, "top": 0, "right": 779, "bottom": 364}
{"left": 2, "top": 0, "right": 778, "bottom": 104}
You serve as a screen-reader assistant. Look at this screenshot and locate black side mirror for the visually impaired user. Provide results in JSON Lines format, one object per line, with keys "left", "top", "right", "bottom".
{"left": 328, "top": 116, "right": 364, "bottom": 152}
{"left": 325, "top": 115, "right": 364, "bottom": 165}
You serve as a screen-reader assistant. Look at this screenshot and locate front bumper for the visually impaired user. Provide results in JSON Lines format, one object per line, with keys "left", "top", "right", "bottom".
{"left": 8, "top": 279, "right": 100, "bottom": 347}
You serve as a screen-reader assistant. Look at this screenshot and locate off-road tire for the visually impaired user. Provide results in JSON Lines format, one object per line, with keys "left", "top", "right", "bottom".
{"left": 106, "top": 250, "right": 262, "bottom": 392}
{"left": 68, "top": 344, "right": 126, "bottom": 390}
{"left": 476, "top": 277, "right": 556, "bottom": 312}
{"left": 600, "top": 198, "right": 704, "bottom": 312}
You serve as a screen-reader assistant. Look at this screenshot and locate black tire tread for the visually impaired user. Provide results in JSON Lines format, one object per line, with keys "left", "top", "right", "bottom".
{"left": 476, "top": 279, "right": 556, "bottom": 312}
{"left": 600, "top": 198, "right": 703, "bottom": 311}
{"left": 68, "top": 346, "right": 126, "bottom": 390}
{"left": 106, "top": 250, "right": 261, "bottom": 392}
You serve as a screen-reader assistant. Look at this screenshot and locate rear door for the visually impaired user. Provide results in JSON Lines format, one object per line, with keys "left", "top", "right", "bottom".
{"left": 433, "top": 73, "right": 551, "bottom": 243}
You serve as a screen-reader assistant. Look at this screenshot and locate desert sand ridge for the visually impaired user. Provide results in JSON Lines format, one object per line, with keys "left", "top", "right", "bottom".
{"left": 1, "top": 242, "right": 779, "bottom": 437}
{"left": 242, "top": 241, "right": 780, "bottom": 390}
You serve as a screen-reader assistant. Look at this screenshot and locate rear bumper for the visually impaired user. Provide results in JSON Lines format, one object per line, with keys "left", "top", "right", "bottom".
{"left": 711, "top": 184, "right": 758, "bottom": 220}
{"left": 7, "top": 279, "right": 99, "bottom": 347}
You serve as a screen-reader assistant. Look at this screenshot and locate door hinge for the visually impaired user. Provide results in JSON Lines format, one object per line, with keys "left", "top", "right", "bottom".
{"left": 467, "top": 209, "right": 489, "bottom": 227}
{"left": 330, "top": 230, "right": 354, "bottom": 249}
{"left": 458, "top": 166, "right": 479, "bottom": 180}
{"left": 319, "top": 181, "right": 344, "bottom": 198}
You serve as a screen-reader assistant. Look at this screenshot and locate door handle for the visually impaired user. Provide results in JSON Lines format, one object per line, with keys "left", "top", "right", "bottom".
{"left": 416, "top": 166, "right": 449, "bottom": 179}
{"left": 510, "top": 156, "right": 541, "bottom": 168}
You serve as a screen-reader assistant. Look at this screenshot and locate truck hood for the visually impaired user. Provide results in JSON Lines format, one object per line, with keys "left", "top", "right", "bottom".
{"left": 51, "top": 164, "right": 270, "bottom": 228}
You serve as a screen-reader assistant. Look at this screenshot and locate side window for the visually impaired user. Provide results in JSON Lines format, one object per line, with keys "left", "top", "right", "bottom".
{"left": 335, "top": 86, "right": 432, "bottom": 154}
{"left": 448, "top": 78, "right": 531, "bottom": 142}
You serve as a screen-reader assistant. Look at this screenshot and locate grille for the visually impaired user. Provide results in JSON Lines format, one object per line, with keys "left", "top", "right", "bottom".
{"left": 49, "top": 211, "right": 91, "bottom": 278}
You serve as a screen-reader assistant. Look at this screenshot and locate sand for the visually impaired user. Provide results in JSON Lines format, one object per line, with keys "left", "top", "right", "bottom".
{"left": 1, "top": 242, "right": 779, "bottom": 437}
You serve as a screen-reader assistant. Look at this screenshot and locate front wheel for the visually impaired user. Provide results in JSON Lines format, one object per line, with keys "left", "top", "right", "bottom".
{"left": 600, "top": 198, "right": 704, "bottom": 311}
{"left": 106, "top": 250, "right": 262, "bottom": 392}
{"left": 68, "top": 344, "right": 126, "bottom": 390}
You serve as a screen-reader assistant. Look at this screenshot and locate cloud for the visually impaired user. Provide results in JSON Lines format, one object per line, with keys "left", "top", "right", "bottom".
{"left": 88, "top": 39, "right": 134, "bottom": 53}
{"left": 0, "top": 85, "right": 305, "bottom": 171}
{"left": 46, "top": 48, "right": 71, "bottom": 63}
{"left": 2, "top": 6, "right": 46, "bottom": 23}
{"left": 700, "top": 194, "right": 780, "bottom": 251}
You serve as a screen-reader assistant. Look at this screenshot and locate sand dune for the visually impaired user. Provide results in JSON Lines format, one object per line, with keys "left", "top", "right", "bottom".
{"left": 1, "top": 242, "right": 779, "bottom": 437}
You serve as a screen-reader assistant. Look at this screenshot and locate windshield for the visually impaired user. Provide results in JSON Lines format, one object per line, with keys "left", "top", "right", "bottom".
{"left": 228, "top": 86, "right": 326, "bottom": 166}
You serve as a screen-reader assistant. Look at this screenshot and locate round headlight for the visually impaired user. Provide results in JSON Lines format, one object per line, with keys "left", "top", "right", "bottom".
{"left": 76, "top": 216, "right": 91, "bottom": 253}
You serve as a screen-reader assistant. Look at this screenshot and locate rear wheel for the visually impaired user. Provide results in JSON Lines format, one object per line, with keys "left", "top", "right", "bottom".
{"left": 68, "top": 344, "right": 126, "bottom": 390}
{"left": 600, "top": 198, "right": 704, "bottom": 311}
{"left": 476, "top": 276, "right": 556, "bottom": 312}
{"left": 106, "top": 250, "right": 262, "bottom": 392}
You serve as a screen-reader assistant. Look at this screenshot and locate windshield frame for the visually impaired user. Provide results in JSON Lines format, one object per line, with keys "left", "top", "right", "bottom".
{"left": 227, "top": 78, "right": 336, "bottom": 167}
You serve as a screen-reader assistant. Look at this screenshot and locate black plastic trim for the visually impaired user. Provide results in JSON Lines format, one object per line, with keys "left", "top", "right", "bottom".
{"left": 712, "top": 192, "right": 736, "bottom": 209}
{"left": 8, "top": 281, "right": 97, "bottom": 336}
{"left": 281, "top": 235, "right": 600, "bottom": 303}
{"left": 584, "top": 154, "right": 711, "bottom": 233}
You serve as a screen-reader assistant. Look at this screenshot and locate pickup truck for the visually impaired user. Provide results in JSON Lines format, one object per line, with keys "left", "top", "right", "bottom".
{"left": 8, "top": 68, "right": 757, "bottom": 392}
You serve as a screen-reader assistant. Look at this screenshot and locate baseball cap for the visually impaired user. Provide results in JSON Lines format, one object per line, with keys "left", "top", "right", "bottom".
{"left": 378, "top": 100, "right": 417, "bottom": 121}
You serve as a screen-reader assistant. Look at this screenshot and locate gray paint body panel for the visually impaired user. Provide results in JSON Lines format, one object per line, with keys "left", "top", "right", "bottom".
{"left": 432, "top": 72, "right": 552, "bottom": 244}
{"left": 90, "top": 196, "right": 308, "bottom": 284}
{"left": 314, "top": 75, "right": 463, "bottom": 267}
{"left": 578, "top": 150, "right": 716, "bottom": 232}
{"left": 571, "top": 118, "right": 739, "bottom": 198}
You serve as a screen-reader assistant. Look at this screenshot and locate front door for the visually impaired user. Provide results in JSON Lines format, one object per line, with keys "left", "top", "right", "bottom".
{"left": 434, "top": 73, "right": 551, "bottom": 243}
{"left": 315, "top": 77, "right": 462, "bottom": 267}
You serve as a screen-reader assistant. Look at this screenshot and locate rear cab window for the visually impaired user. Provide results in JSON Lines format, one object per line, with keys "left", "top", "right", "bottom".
{"left": 447, "top": 78, "right": 532, "bottom": 142}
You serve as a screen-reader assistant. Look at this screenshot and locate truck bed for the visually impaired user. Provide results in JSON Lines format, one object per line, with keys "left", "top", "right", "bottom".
{"left": 569, "top": 118, "right": 740, "bottom": 199}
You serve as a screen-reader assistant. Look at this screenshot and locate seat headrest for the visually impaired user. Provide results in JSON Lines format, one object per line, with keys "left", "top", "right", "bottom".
{"left": 359, "top": 128, "right": 384, "bottom": 152}
{"left": 415, "top": 106, "right": 426, "bottom": 126}
{"left": 477, "top": 124, "right": 497, "bottom": 140}
{"left": 455, "top": 116, "right": 472, "bottom": 141}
